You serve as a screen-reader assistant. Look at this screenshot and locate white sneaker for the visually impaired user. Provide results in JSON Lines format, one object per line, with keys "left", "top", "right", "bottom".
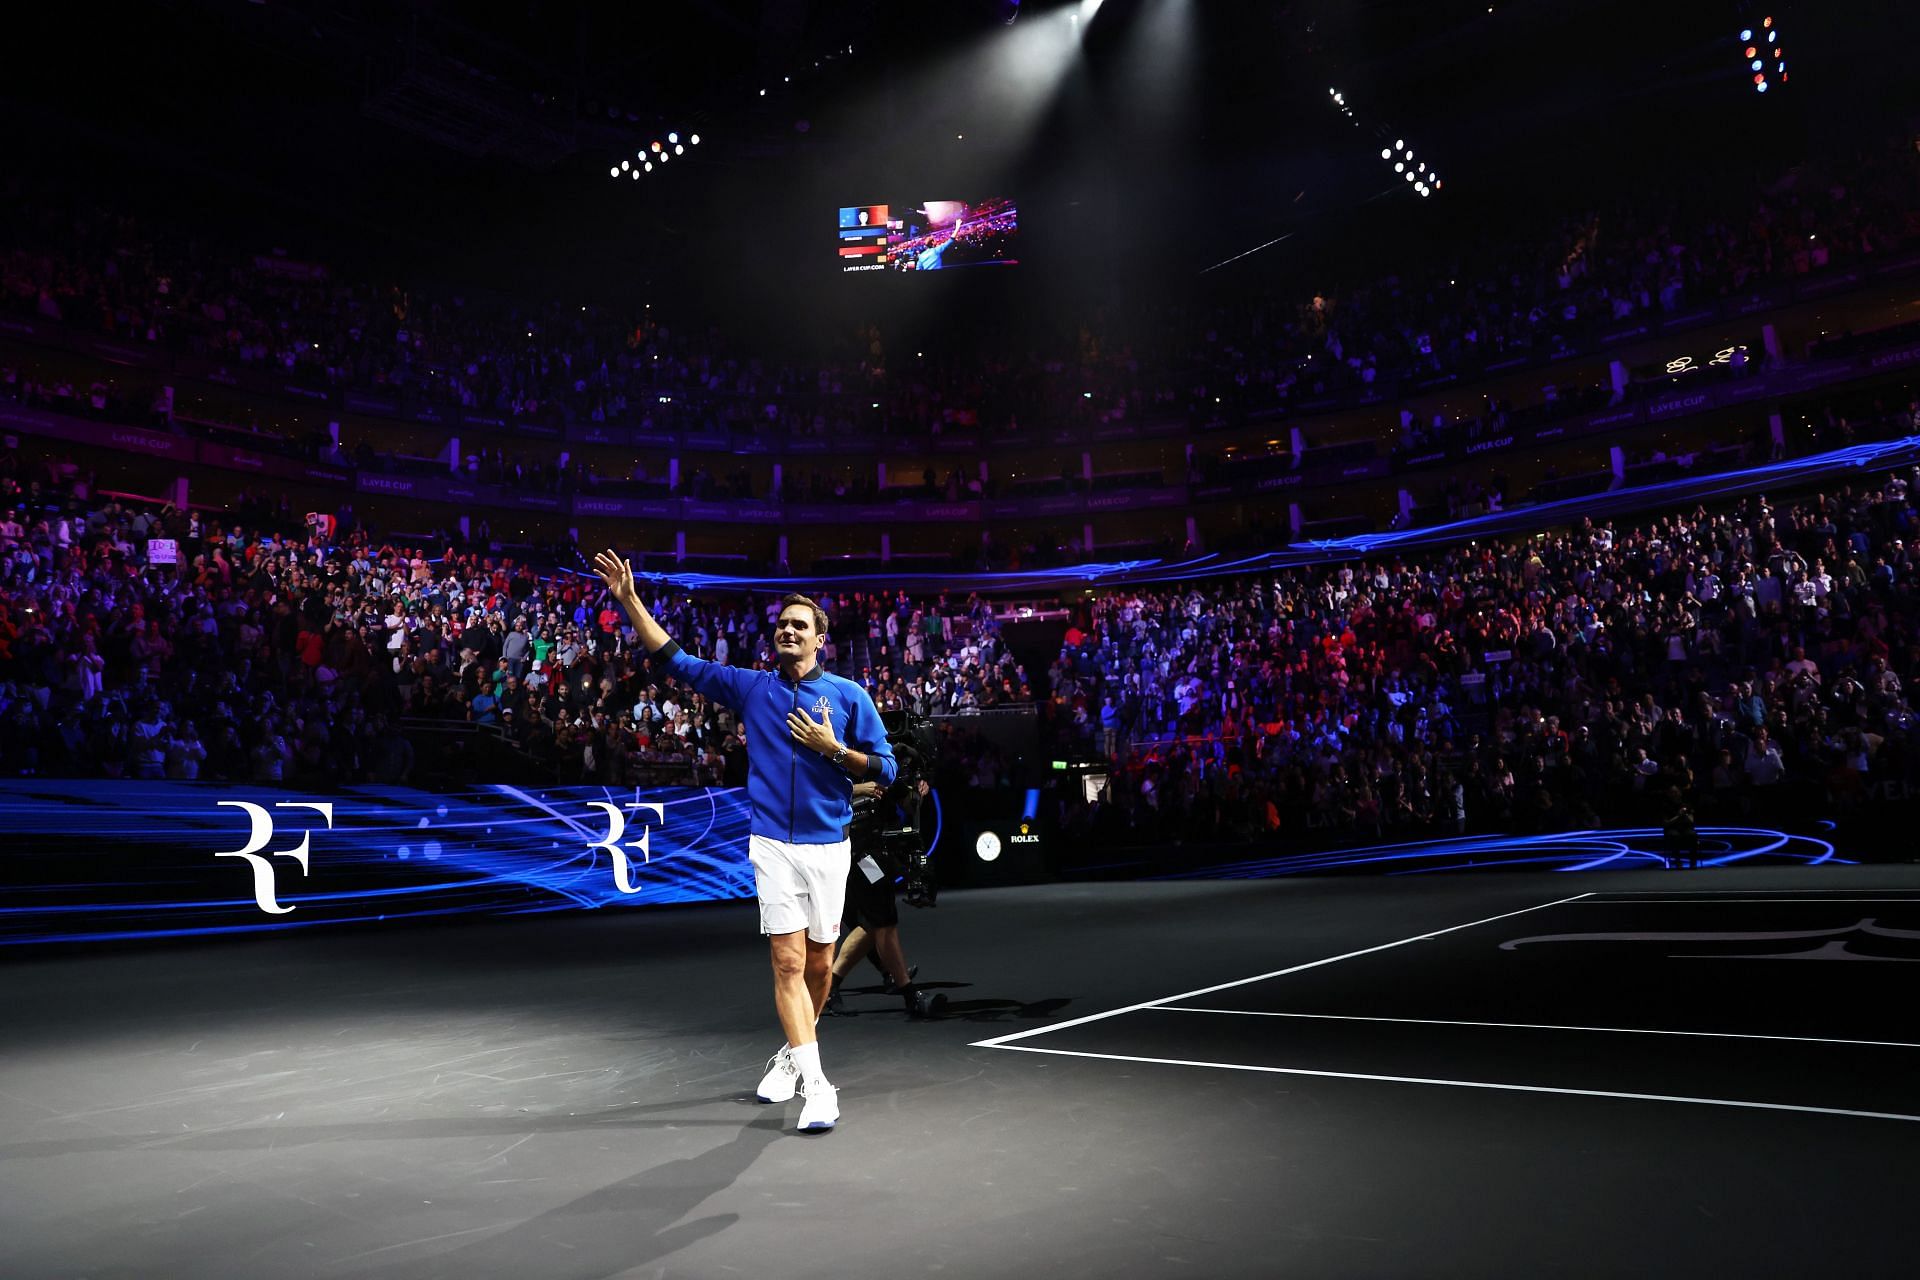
{"left": 797, "top": 1079, "right": 839, "bottom": 1132}
{"left": 755, "top": 1047, "right": 798, "bottom": 1103}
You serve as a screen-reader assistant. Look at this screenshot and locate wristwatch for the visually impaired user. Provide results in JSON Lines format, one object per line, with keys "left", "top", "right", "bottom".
{"left": 830, "top": 744, "right": 849, "bottom": 768}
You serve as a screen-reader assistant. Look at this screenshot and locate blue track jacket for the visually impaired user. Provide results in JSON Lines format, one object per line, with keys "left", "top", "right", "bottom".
{"left": 652, "top": 640, "right": 897, "bottom": 843}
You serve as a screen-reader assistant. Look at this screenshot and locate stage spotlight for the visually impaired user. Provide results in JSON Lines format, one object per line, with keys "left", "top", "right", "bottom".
{"left": 1404, "top": 171, "right": 1414, "bottom": 181}
{"left": 1746, "top": 46, "right": 1757, "bottom": 57}
{"left": 631, "top": 169, "right": 640, "bottom": 179}
{"left": 660, "top": 150, "right": 669, "bottom": 161}
{"left": 668, "top": 132, "right": 679, "bottom": 144}
{"left": 610, "top": 166, "right": 620, "bottom": 177}
{"left": 1768, "top": 30, "right": 1775, "bottom": 41}
{"left": 644, "top": 161, "right": 652, "bottom": 171}
{"left": 691, "top": 134, "right": 701, "bottom": 145}
{"left": 1395, "top": 161, "right": 1405, "bottom": 172}
{"left": 1381, "top": 148, "right": 1391, "bottom": 158}
{"left": 1763, "top": 15, "right": 1772, "bottom": 28}
{"left": 674, "top": 144, "right": 684, "bottom": 154}
{"left": 1395, "top": 138, "right": 1404, "bottom": 149}
{"left": 1757, "top": 79, "right": 1769, "bottom": 91}
{"left": 1740, "top": 27, "right": 1753, "bottom": 39}
{"left": 1751, "top": 59, "right": 1763, "bottom": 70}
{"left": 652, "top": 141, "right": 662, "bottom": 152}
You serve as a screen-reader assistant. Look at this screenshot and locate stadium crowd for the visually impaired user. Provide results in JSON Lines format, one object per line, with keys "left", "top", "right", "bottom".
{"left": 5, "top": 142, "right": 1916, "bottom": 459}
{"left": 1049, "top": 473, "right": 1920, "bottom": 842}
{"left": 0, "top": 452, "right": 1029, "bottom": 793}
{"left": 4, "top": 138, "right": 1920, "bottom": 845}
{"left": 4, "top": 430, "right": 1918, "bottom": 847}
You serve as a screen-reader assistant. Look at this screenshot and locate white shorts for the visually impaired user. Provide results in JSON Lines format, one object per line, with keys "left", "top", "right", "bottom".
{"left": 748, "top": 834, "right": 851, "bottom": 943}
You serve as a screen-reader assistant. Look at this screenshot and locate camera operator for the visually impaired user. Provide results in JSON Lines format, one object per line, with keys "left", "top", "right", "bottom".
{"left": 828, "top": 714, "right": 940, "bottom": 1014}
{"left": 828, "top": 773, "right": 932, "bottom": 1013}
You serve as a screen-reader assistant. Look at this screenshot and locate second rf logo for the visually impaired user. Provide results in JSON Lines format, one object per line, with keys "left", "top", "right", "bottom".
{"left": 586, "top": 801, "right": 664, "bottom": 895}
{"left": 215, "top": 801, "right": 335, "bottom": 914}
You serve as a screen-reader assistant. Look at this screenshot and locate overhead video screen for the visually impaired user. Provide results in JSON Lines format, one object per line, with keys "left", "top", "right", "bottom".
{"left": 836, "top": 198, "right": 1020, "bottom": 274}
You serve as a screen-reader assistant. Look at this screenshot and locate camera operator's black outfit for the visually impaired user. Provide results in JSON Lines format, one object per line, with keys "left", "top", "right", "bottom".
{"left": 831, "top": 730, "right": 938, "bottom": 1014}
{"left": 837, "top": 775, "right": 920, "bottom": 972}
{"left": 844, "top": 832, "right": 903, "bottom": 934}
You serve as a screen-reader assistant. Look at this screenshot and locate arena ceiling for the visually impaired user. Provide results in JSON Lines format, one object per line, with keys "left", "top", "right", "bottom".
{"left": 10, "top": 1, "right": 1915, "bottom": 310}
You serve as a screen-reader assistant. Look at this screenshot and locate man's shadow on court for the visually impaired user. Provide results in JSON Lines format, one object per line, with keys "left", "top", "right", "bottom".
{"left": 340, "top": 1105, "right": 785, "bottom": 1280}
{"left": 831, "top": 981, "right": 1072, "bottom": 1022}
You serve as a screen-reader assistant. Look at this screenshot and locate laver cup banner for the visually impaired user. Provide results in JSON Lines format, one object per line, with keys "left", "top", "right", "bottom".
{"left": 0, "top": 781, "right": 757, "bottom": 946}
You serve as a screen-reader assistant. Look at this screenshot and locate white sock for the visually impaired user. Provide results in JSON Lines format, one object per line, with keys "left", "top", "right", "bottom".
{"left": 789, "top": 1040, "right": 827, "bottom": 1086}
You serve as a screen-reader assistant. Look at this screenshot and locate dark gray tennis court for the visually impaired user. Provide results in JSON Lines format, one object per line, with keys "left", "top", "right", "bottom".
{"left": 4, "top": 865, "right": 1916, "bottom": 1279}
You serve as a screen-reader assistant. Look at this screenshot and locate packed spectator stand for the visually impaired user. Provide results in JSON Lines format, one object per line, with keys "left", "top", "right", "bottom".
{"left": 5, "top": 140, "right": 1920, "bottom": 858}
{"left": 3, "top": 442, "right": 1916, "bottom": 855}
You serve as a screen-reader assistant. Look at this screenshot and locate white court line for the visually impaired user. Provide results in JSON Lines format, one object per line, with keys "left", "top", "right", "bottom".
{"left": 1150, "top": 1007, "right": 1920, "bottom": 1051}
{"left": 969, "top": 891, "right": 1595, "bottom": 1050}
{"left": 1587, "top": 888, "right": 1919, "bottom": 896}
{"left": 984, "top": 1044, "right": 1920, "bottom": 1125}
{"left": 1570, "top": 897, "right": 1920, "bottom": 904}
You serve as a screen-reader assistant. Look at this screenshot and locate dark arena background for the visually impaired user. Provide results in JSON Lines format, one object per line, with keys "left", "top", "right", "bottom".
{"left": 5, "top": 1, "right": 1920, "bottom": 1275}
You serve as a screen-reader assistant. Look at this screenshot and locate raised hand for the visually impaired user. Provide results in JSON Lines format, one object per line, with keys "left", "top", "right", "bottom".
{"left": 593, "top": 549, "right": 636, "bottom": 602}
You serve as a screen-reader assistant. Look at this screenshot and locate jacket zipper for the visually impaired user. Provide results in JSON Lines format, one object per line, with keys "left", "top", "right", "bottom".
{"left": 789, "top": 678, "right": 799, "bottom": 842}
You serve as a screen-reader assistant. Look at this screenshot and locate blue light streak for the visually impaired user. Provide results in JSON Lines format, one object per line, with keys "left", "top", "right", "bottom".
{"left": 1160, "top": 827, "right": 1847, "bottom": 881}
{"left": 0, "top": 779, "right": 757, "bottom": 946}
{"left": 606, "top": 435, "right": 1920, "bottom": 593}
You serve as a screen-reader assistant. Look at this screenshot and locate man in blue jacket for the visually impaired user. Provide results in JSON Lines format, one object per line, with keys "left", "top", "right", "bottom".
{"left": 594, "top": 549, "right": 895, "bottom": 1133}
